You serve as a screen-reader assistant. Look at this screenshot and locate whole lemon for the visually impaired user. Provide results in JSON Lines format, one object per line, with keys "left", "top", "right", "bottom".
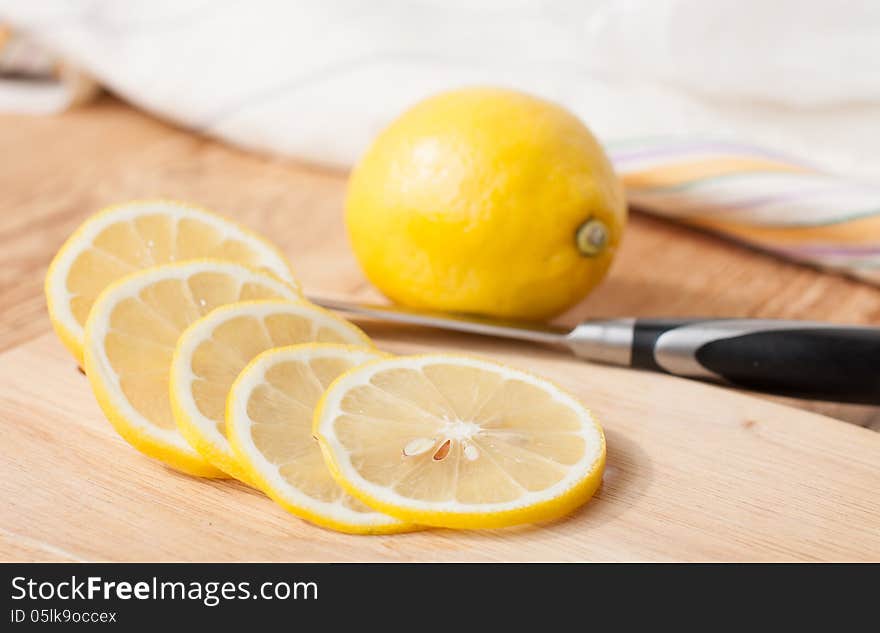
{"left": 345, "top": 87, "right": 626, "bottom": 320}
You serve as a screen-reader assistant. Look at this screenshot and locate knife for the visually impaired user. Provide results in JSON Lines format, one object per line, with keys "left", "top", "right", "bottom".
{"left": 310, "top": 297, "right": 880, "bottom": 404}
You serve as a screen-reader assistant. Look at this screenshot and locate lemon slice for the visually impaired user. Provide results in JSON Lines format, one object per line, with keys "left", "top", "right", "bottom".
{"left": 170, "top": 300, "right": 373, "bottom": 481}
{"left": 313, "top": 355, "right": 605, "bottom": 529}
{"left": 83, "top": 261, "right": 300, "bottom": 477}
{"left": 46, "top": 200, "right": 296, "bottom": 364}
{"left": 227, "top": 344, "right": 411, "bottom": 534}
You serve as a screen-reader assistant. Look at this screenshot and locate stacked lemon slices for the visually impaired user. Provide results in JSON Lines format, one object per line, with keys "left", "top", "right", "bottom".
{"left": 47, "top": 200, "right": 605, "bottom": 533}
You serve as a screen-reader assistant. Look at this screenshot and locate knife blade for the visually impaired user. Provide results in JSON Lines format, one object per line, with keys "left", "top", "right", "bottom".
{"left": 309, "top": 296, "right": 880, "bottom": 404}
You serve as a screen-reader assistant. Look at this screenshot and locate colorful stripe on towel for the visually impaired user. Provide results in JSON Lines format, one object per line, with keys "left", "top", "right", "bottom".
{"left": 608, "top": 138, "right": 880, "bottom": 283}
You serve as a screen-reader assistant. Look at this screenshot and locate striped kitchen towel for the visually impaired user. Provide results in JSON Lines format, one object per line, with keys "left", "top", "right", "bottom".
{"left": 610, "top": 138, "right": 880, "bottom": 283}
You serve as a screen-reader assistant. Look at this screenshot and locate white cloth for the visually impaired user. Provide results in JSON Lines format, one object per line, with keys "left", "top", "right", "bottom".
{"left": 1, "top": 0, "right": 878, "bottom": 181}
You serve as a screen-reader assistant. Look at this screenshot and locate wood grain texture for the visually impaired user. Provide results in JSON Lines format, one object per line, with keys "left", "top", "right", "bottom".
{"left": 1, "top": 332, "right": 878, "bottom": 562}
{"left": 0, "top": 334, "right": 880, "bottom": 561}
{"left": 0, "top": 97, "right": 879, "bottom": 561}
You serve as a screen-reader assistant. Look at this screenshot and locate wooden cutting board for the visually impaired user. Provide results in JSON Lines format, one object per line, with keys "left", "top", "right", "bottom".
{"left": 1, "top": 328, "right": 878, "bottom": 561}
{"left": 1, "top": 98, "right": 879, "bottom": 561}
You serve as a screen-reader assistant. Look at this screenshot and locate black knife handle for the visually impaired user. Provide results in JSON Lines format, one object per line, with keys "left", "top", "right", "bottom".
{"left": 629, "top": 319, "right": 880, "bottom": 403}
